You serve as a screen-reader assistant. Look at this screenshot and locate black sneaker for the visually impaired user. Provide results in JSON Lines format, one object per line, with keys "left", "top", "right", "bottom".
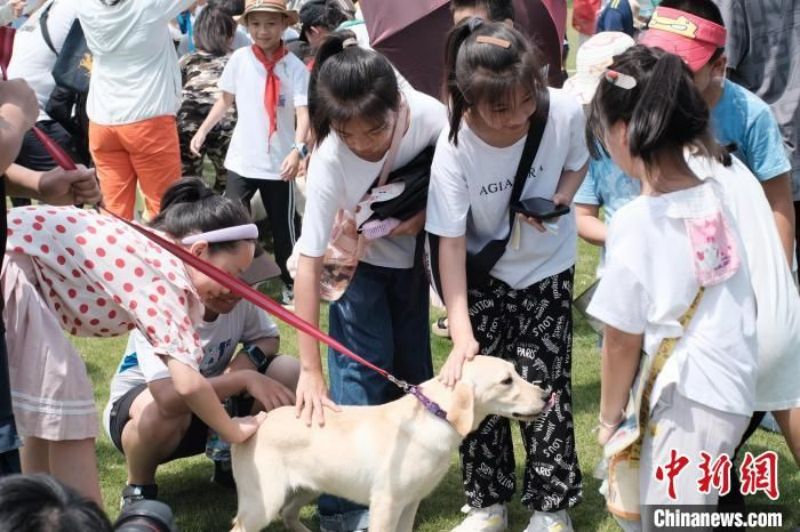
{"left": 211, "top": 460, "right": 235, "bottom": 489}
{"left": 120, "top": 483, "right": 158, "bottom": 509}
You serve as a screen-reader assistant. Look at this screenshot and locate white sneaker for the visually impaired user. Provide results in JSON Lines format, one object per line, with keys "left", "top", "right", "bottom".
{"left": 451, "top": 503, "right": 508, "bottom": 532}
{"left": 523, "top": 510, "right": 573, "bottom": 532}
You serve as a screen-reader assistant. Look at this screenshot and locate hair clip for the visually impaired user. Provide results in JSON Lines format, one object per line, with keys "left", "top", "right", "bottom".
{"left": 476, "top": 35, "right": 512, "bottom": 48}
{"left": 467, "top": 16, "right": 484, "bottom": 32}
{"left": 604, "top": 69, "right": 637, "bottom": 89}
{"left": 342, "top": 37, "right": 358, "bottom": 49}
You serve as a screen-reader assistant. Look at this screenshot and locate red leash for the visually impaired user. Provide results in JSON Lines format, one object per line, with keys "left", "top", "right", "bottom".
{"left": 34, "top": 127, "right": 448, "bottom": 417}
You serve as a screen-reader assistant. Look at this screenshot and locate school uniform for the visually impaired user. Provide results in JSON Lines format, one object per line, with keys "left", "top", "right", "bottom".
{"left": 219, "top": 46, "right": 309, "bottom": 287}
{"left": 296, "top": 88, "right": 446, "bottom": 532}
{"left": 426, "top": 88, "right": 589, "bottom": 512}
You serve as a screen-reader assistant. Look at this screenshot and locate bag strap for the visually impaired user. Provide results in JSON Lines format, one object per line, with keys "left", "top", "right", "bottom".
{"left": 39, "top": 1, "right": 57, "bottom": 55}
{"left": 504, "top": 89, "right": 550, "bottom": 240}
{"left": 376, "top": 97, "right": 409, "bottom": 187}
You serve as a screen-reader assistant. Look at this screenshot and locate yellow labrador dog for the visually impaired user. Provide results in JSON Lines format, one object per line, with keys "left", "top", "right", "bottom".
{"left": 230, "top": 356, "right": 548, "bottom": 532}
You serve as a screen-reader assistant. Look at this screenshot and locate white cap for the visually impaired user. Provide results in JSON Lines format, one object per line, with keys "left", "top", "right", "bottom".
{"left": 563, "top": 32, "right": 636, "bottom": 105}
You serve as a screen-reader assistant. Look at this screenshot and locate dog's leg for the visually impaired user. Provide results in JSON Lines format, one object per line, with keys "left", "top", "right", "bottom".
{"left": 395, "top": 500, "right": 421, "bottom": 532}
{"left": 280, "top": 489, "right": 316, "bottom": 532}
{"left": 230, "top": 478, "right": 287, "bottom": 532}
{"left": 368, "top": 495, "right": 405, "bottom": 532}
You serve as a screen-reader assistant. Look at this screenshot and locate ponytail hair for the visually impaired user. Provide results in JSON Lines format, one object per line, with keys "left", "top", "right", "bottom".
{"left": 587, "top": 45, "right": 730, "bottom": 186}
{"left": 149, "top": 178, "right": 254, "bottom": 252}
{"left": 309, "top": 31, "right": 400, "bottom": 142}
{"left": 443, "top": 18, "right": 545, "bottom": 145}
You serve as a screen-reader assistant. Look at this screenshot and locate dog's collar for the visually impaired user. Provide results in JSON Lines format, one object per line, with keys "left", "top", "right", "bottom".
{"left": 407, "top": 385, "right": 448, "bottom": 421}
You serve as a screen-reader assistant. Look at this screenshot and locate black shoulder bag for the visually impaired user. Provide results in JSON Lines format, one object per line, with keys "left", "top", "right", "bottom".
{"left": 426, "top": 90, "right": 550, "bottom": 297}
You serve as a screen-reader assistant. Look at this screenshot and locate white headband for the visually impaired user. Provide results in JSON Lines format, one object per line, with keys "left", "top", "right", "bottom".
{"left": 181, "top": 224, "right": 259, "bottom": 245}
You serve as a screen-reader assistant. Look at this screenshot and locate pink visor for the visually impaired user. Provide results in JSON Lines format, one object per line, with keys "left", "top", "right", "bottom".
{"left": 639, "top": 7, "right": 727, "bottom": 72}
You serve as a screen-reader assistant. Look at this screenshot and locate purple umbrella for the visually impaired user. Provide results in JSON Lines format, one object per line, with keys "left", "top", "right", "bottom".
{"left": 361, "top": 0, "right": 566, "bottom": 99}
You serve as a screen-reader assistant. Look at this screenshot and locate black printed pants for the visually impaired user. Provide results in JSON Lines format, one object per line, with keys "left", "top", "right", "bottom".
{"left": 460, "top": 267, "right": 583, "bottom": 512}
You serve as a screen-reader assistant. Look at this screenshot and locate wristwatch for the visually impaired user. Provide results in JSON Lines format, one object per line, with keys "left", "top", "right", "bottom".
{"left": 292, "top": 142, "right": 309, "bottom": 160}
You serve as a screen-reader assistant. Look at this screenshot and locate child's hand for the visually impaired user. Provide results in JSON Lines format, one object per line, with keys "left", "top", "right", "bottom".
{"left": 438, "top": 338, "right": 480, "bottom": 388}
{"left": 295, "top": 368, "right": 340, "bottom": 427}
{"left": 227, "top": 411, "right": 267, "bottom": 443}
{"left": 245, "top": 371, "right": 296, "bottom": 412}
{"left": 189, "top": 129, "right": 207, "bottom": 157}
{"left": 280, "top": 149, "right": 301, "bottom": 181}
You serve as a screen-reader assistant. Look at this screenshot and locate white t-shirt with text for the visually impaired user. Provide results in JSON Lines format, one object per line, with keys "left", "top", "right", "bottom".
{"left": 426, "top": 88, "right": 589, "bottom": 289}
{"left": 102, "top": 300, "right": 278, "bottom": 435}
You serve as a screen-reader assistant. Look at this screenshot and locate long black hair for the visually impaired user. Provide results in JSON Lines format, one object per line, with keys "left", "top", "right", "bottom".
{"left": 443, "top": 18, "right": 545, "bottom": 145}
{"left": 587, "top": 45, "right": 730, "bottom": 189}
{"left": 194, "top": 7, "right": 236, "bottom": 57}
{"left": 149, "top": 178, "right": 254, "bottom": 253}
{"left": 308, "top": 31, "right": 400, "bottom": 142}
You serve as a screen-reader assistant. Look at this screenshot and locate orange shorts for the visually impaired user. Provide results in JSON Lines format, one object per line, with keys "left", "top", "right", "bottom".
{"left": 89, "top": 115, "right": 182, "bottom": 220}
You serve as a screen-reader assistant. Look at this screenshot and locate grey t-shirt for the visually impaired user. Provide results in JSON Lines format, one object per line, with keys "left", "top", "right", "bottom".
{"left": 714, "top": 0, "right": 800, "bottom": 198}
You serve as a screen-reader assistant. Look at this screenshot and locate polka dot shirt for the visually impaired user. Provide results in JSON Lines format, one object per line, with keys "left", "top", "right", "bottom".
{"left": 6, "top": 206, "right": 206, "bottom": 370}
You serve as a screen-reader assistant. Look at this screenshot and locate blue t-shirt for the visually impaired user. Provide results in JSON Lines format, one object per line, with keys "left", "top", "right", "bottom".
{"left": 574, "top": 154, "right": 641, "bottom": 224}
{"left": 710, "top": 79, "right": 792, "bottom": 182}
{"left": 596, "top": 0, "right": 635, "bottom": 36}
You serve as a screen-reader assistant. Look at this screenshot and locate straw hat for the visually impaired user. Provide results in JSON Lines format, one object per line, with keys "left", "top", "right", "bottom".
{"left": 239, "top": 0, "right": 299, "bottom": 26}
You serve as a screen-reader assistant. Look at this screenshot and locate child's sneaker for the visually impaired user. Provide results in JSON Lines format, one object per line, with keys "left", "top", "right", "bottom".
{"left": 522, "top": 510, "right": 573, "bottom": 532}
{"left": 120, "top": 483, "right": 158, "bottom": 509}
{"left": 451, "top": 503, "right": 507, "bottom": 532}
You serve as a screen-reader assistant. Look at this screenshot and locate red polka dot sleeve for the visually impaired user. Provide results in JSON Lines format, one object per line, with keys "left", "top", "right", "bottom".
{"left": 6, "top": 206, "right": 206, "bottom": 370}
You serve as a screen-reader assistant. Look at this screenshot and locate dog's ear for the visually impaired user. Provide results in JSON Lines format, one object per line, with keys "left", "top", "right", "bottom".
{"left": 446, "top": 380, "right": 476, "bottom": 437}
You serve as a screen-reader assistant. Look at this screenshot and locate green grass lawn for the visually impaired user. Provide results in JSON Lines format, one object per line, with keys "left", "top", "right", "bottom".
{"left": 78, "top": 240, "right": 799, "bottom": 531}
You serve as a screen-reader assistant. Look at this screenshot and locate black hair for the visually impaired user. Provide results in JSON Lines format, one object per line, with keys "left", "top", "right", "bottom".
{"left": 207, "top": 0, "right": 245, "bottom": 17}
{"left": 0, "top": 474, "right": 113, "bottom": 532}
{"left": 309, "top": 31, "right": 400, "bottom": 142}
{"left": 657, "top": 0, "right": 725, "bottom": 63}
{"left": 587, "top": 45, "right": 730, "bottom": 190}
{"left": 443, "top": 18, "right": 545, "bottom": 145}
{"left": 149, "top": 177, "right": 254, "bottom": 253}
{"left": 300, "top": 0, "right": 351, "bottom": 34}
{"left": 193, "top": 7, "right": 236, "bottom": 56}
{"left": 450, "top": 0, "right": 515, "bottom": 23}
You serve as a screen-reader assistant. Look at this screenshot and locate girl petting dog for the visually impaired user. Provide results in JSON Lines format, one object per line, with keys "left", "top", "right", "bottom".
{"left": 586, "top": 46, "right": 758, "bottom": 522}
{"left": 427, "top": 19, "right": 588, "bottom": 532}
{"left": 2, "top": 178, "right": 265, "bottom": 504}
{"left": 292, "top": 31, "right": 446, "bottom": 532}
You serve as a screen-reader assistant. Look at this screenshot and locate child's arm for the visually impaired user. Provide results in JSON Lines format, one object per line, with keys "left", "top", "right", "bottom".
{"left": 189, "top": 91, "right": 234, "bottom": 157}
{"left": 165, "top": 357, "right": 264, "bottom": 443}
{"left": 597, "top": 325, "right": 643, "bottom": 445}
{"left": 293, "top": 253, "right": 340, "bottom": 427}
{"left": 552, "top": 160, "right": 589, "bottom": 206}
{"left": 280, "top": 106, "right": 310, "bottom": 181}
{"left": 575, "top": 203, "right": 608, "bottom": 246}
{"left": 437, "top": 235, "right": 480, "bottom": 387}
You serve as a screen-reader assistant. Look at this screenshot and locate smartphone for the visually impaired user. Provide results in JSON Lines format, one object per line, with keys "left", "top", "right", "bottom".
{"left": 511, "top": 197, "right": 570, "bottom": 220}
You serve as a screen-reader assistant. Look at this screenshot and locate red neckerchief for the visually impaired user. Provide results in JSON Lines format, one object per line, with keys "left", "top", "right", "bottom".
{"left": 251, "top": 43, "right": 288, "bottom": 143}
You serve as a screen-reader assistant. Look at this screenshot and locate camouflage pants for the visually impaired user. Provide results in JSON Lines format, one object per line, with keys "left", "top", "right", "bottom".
{"left": 177, "top": 114, "right": 234, "bottom": 195}
{"left": 460, "top": 267, "right": 583, "bottom": 512}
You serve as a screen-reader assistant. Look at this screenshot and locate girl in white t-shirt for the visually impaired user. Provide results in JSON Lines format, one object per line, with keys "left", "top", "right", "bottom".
{"left": 191, "top": 2, "right": 310, "bottom": 302}
{"left": 426, "top": 20, "right": 588, "bottom": 532}
{"left": 2, "top": 179, "right": 265, "bottom": 503}
{"left": 292, "top": 31, "right": 446, "bottom": 532}
{"left": 585, "top": 46, "right": 758, "bottom": 518}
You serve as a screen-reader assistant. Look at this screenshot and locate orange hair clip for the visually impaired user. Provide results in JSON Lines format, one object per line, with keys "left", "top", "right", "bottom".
{"left": 476, "top": 35, "right": 512, "bottom": 48}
